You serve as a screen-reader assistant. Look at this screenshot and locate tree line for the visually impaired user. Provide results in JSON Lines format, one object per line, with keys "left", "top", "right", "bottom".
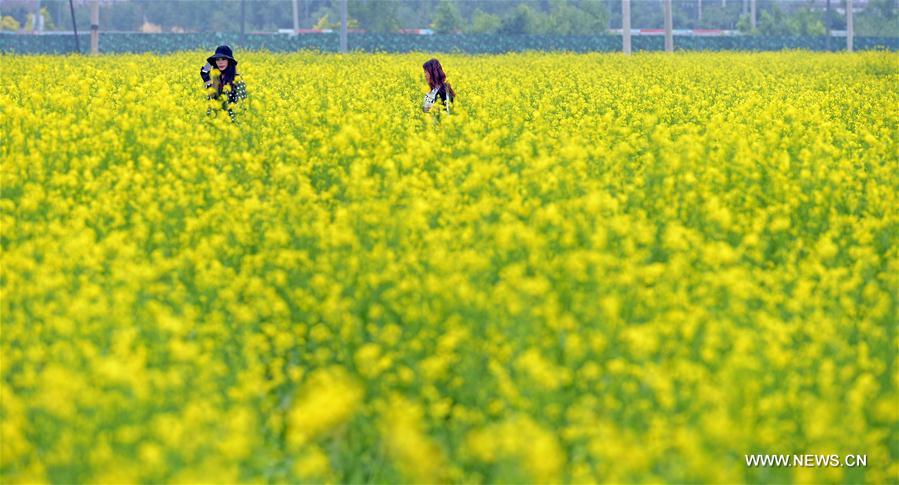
{"left": 1, "top": 0, "right": 896, "bottom": 36}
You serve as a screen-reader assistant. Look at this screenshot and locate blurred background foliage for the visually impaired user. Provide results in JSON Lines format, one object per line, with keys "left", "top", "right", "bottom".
{"left": 0, "top": 0, "right": 896, "bottom": 36}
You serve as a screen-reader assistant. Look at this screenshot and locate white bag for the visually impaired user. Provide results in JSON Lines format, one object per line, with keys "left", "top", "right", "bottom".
{"left": 422, "top": 86, "right": 439, "bottom": 113}
{"left": 422, "top": 85, "right": 451, "bottom": 114}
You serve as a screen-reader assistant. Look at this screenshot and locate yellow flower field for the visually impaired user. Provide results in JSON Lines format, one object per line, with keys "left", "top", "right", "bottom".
{"left": 1, "top": 51, "right": 897, "bottom": 483}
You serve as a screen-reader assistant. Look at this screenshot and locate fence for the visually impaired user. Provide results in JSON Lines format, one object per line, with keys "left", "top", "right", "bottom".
{"left": 1, "top": 32, "right": 897, "bottom": 54}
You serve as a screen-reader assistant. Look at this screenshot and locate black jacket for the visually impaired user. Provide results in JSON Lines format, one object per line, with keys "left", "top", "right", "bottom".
{"left": 201, "top": 63, "right": 248, "bottom": 121}
{"left": 200, "top": 63, "right": 248, "bottom": 104}
{"left": 435, "top": 84, "right": 453, "bottom": 104}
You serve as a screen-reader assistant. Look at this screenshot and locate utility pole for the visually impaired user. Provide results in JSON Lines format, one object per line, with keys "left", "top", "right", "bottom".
{"left": 750, "top": 0, "right": 756, "bottom": 30}
{"left": 240, "top": 0, "right": 246, "bottom": 35}
{"left": 292, "top": 0, "right": 300, "bottom": 33}
{"left": 622, "top": 0, "right": 631, "bottom": 54}
{"left": 847, "top": 0, "right": 854, "bottom": 52}
{"left": 90, "top": 0, "right": 99, "bottom": 55}
{"left": 68, "top": 0, "right": 79, "bottom": 53}
{"left": 33, "top": 0, "right": 42, "bottom": 32}
{"left": 340, "top": 0, "right": 347, "bottom": 53}
{"left": 663, "top": 0, "right": 673, "bottom": 52}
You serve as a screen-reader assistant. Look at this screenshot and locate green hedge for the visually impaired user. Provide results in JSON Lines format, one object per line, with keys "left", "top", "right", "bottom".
{"left": 2, "top": 32, "right": 896, "bottom": 54}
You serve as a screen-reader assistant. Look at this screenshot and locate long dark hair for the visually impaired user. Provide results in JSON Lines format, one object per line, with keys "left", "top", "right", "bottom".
{"left": 218, "top": 60, "right": 237, "bottom": 91}
{"left": 423, "top": 58, "right": 455, "bottom": 99}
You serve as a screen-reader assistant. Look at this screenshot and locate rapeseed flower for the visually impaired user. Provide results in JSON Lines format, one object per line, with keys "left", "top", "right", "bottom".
{"left": 1, "top": 50, "right": 896, "bottom": 484}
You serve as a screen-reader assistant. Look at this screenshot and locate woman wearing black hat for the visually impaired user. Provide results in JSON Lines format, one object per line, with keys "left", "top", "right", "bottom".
{"left": 200, "top": 45, "right": 247, "bottom": 121}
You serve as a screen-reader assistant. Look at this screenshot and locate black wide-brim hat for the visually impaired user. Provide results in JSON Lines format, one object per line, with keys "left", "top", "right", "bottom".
{"left": 207, "top": 45, "right": 237, "bottom": 66}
